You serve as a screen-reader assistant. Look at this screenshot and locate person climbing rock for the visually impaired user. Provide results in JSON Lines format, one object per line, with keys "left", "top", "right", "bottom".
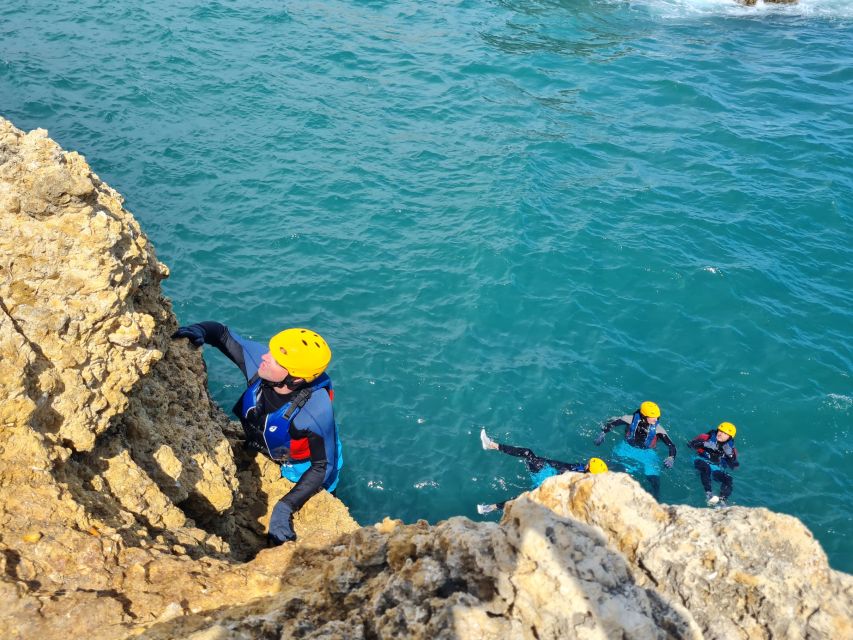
{"left": 593, "top": 401, "right": 676, "bottom": 499}
{"left": 173, "top": 322, "right": 341, "bottom": 545}
{"left": 688, "top": 421, "right": 739, "bottom": 507}
{"left": 476, "top": 428, "right": 608, "bottom": 514}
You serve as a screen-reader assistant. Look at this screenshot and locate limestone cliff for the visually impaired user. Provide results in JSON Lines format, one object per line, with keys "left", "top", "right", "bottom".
{"left": 0, "top": 117, "right": 850, "bottom": 639}
{"left": 0, "top": 117, "right": 358, "bottom": 639}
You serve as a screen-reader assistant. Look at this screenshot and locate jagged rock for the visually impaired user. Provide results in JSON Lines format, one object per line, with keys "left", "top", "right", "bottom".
{"left": 0, "top": 117, "right": 358, "bottom": 639}
{"left": 139, "top": 503, "right": 702, "bottom": 640}
{"left": 138, "top": 474, "right": 852, "bottom": 640}
{"left": 533, "top": 473, "right": 853, "bottom": 639}
{"left": 1, "top": 117, "right": 849, "bottom": 640}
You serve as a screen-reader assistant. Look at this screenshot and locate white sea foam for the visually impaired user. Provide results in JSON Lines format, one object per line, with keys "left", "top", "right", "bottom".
{"left": 414, "top": 480, "right": 439, "bottom": 489}
{"left": 825, "top": 393, "right": 852, "bottom": 410}
{"left": 703, "top": 266, "right": 722, "bottom": 275}
{"left": 626, "top": 0, "right": 853, "bottom": 20}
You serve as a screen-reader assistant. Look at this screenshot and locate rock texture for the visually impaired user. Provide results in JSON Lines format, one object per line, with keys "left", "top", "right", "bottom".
{"left": 1, "top": 117, "right": 850, "bottom": 639}
{"left": 534, "top": 475, "right": 853, "bottom": 639}
{"left": 0, "top": 117, "right": 358, "bottom": 639}
{"left": 134, "top": 474, "right": 853, "bottom": 640}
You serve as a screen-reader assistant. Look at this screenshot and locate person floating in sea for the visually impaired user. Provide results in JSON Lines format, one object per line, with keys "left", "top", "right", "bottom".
{"left": 173, "top": 322, "right": 341, "bottom": 545}
{"left": 476, "top": 429, "right": 608, "bottom": 514}
{"left": 688, "top": 421, "right": 739, "bottom": 507}
{"left": 593, "top": 401, "right": 676, "bottom": 499}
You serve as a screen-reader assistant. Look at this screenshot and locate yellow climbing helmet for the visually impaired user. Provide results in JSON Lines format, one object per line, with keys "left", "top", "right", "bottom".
{"left": 587, "top": 458, "right": 608, "bottom": 474}
{"left": 268, "top": 328, "right": 332, "bottom": 382}
{"left": 639, "top": 401, "right": 661, "bottom": 419}
{"left": 717, "top": 421, "right": 737, "bottom": 438}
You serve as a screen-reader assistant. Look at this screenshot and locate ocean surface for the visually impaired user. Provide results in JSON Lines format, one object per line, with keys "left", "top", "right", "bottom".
{"left": 2, "top": 0, "right": 851, "bottom": 570}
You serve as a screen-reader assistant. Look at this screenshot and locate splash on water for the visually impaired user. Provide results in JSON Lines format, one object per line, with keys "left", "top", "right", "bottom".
{"left": 414, "top": 480, "right": 440, "bottom": 489}
{"left": 626, "top": 0, "right": 853, "bottom": 19}
{"left": 825, "top": 393, "right": 852, "bottom": 411}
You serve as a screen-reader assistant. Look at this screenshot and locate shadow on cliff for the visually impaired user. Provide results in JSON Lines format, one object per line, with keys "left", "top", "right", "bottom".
{"left": 0, "top": 298, "right": 66, "bottom": 436}
{"left": 56, "top": 433, "right": 271, "bottom": 562}
{"left": 136, "top": 497, "right": 697, "bottom": 639}
{"left": 115, "top": 338, "right": 278, "bottom": 559}
{"left": 57, "top": 444, "right": 221, "bottom": 560}
{"left": 53, "top": 340, "right": 273, "bottom": 562}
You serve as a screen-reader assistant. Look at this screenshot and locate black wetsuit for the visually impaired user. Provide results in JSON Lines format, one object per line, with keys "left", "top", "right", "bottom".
{"left": 689, "top": 431, "right": 739, "bottom": 500}
{"left": 181, "top": 321, "right": 336, "bottom": 543}
{"left": 498, "top": 444, "right": 584, "bottom": 474}
{"left": 493, "top": 444, "right": 585, "bottom": 509}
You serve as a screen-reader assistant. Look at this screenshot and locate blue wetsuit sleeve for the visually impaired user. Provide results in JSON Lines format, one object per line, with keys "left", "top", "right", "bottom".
{"left": 226, "top": 330, "right": 267, "bottom": 381}
{"left": 185, "top": 322, "right": 267, "bottom": 381}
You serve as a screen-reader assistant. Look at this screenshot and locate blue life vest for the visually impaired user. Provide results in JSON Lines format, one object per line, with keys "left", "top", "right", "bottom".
{"left": 626, "top": 412, "right": 657, "bottom": 449}
{"left": 695, "top": 432, "right": 736, "bottom": 469}
{"left": 529, "top": 465, "right": 559, "bottom": 489}
{"left": 528, "top": 461, "right": 585, "bottom": 489}
{"left": 236, "top": 373, "right": 333, "bottom": 462}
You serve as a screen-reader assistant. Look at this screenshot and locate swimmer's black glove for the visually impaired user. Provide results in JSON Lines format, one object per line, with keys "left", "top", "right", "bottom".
{"left": 172, "top": 325, "right": 205, "bottom": 347}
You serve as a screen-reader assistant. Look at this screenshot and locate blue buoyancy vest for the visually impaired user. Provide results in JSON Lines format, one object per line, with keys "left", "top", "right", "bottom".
{"left": 529, "top": 465, "right": 559, "bottom": 489}
{"left": 236, "top": 373, "right": 333, "bottom": 462}
{"left": 626, "top": 412, "right": 657, "bottom": 449}
{"left": 529, "top": 461, "right": 586, "bottom": 489}
{"left": 695, "top": 433, "right": 736, "bottom": 469}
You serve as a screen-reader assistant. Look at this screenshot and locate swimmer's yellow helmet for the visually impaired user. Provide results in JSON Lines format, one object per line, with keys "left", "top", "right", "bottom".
{"left": 639, "top": 401, "right": 661, "bottom": 419}
{"left": 717, "top": 421, "right": 737, "bottom": 438}
{"left": 587, "top": 458, "right": 608, "bottom": 474}
{"left": 269, "top": 328, "right": 331, "bottom": 382}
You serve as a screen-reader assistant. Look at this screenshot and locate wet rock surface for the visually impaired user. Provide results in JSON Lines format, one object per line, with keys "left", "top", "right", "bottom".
{"left": 1, "top": 117, "right": 849, "bottom": 639}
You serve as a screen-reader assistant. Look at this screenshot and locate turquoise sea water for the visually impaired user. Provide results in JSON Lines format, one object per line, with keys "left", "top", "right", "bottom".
{"left": 2, "top": 0, "right": 851, "bottom": 570}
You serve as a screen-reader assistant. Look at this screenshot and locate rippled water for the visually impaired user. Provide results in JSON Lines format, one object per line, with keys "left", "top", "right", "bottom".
{"left": 2, "top": 0, "right": 851, "bottom": 570}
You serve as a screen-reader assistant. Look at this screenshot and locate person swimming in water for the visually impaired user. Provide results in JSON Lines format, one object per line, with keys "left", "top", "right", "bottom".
{"left": 593, "top": 401, "right": 676, "bottom": 499}
{"left": 476, "top": 429, "right": 608, "bottom": 514}
{"left": 688, "top": 421, "right": 739, "bottom": 507}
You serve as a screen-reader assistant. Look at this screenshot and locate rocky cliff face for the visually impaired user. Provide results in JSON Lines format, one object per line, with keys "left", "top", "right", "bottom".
{"left": 0, "top": 117, "right": 358, "bottom": 639}
{"left": 140, "top": 476, "right": 853, "bottom": 640}
{"left": 0, "top": 117, "right": 850, "bottom": 639}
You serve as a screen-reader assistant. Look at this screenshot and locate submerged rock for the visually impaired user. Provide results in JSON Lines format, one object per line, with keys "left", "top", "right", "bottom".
{"left": 0, "top": 117, "right": 849, "bottom": 639}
